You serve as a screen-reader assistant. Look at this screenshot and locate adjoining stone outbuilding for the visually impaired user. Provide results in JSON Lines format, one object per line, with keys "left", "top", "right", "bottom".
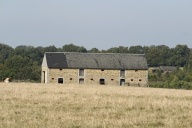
{"left": 151, "top": 66, "right": 177, "bottom": 75}
{"left": 159, "top": 66, "right": 177, "bottom": 73}
{"left": 41, "top": 52, "right": 148, "bottom": 86}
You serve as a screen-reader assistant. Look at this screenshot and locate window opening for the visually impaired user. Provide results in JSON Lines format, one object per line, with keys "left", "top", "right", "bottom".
{"left": 58, "top": 78, "right": 63, "bottom": 84}
{"left": 100, "top": 79, "right": 105, "bottom": 85}
{"left": 120, "top": 70, "right": 125, "bottom": 77}
{"left": 43, "top": 71, "right": 45, "bottom": 83}
{"left": 79, "top": 69, "right": 84, "bottom": 76}
{"left": 79, "top": 78, "right": 84, "bottom": 84}
{"left": 120, "top": 79, "right": 125, "bottom": 86}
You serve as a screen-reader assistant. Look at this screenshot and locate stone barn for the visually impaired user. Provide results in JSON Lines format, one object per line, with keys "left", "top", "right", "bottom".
{"left": 41, "top": 52, "right": 148, "bottom": 86}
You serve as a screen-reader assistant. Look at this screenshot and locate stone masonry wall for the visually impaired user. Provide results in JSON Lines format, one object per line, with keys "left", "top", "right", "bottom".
{"left": 85, "top": 69, "right": 120, "bottom": 85}
{"left": 46, "top": 68, "right": 148, "bottom": 86}
{"left": 41, "top": 67, "right": 48, "bottom": 83}
{"left": 126, "top": 70, "right": 148, "bottom": 86}
{"left": 48, "top": 69, "right": 78, "bottom": 84}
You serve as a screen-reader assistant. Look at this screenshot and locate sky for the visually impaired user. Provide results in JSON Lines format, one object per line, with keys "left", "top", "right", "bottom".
{"left": 0, "top": 0, "right": 192, "bottom": 50}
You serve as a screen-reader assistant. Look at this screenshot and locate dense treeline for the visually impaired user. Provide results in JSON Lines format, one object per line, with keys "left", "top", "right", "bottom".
{"left": 0, "top": 43, "right": 192, "bottom": 88}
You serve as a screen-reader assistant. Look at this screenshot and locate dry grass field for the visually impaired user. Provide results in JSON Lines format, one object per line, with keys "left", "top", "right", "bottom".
{"left": 1, "top": 83, "right": 192, "bottom": 128}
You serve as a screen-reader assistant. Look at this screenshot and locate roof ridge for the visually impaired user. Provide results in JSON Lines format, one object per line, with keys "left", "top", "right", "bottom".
{"left": 45, "top": 52, "right": 145, "bottom": 55}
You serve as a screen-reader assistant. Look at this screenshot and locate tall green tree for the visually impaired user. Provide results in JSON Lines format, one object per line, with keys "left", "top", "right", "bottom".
{"left": 88, "top": 48, "right": 100, "bottom": 53}
{"left": 129, "top": 45, "right": 144, "bottom": 54}
{"left": 62, "top": 44, "right": 87, "bottom": 52}
{"left": 170, "top": 45, "right": 190, "bottom": 66}
{"left": 107, "top": 46, "right": 129, "bottom": 53}
{"left": 0, "top": 43, "right": 13, "bottom": 63}
{"left": 4, "top": 55, "right": 40, "bottom": 81}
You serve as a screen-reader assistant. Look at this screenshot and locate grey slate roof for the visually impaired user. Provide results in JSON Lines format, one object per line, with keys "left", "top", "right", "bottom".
{"left": 159, "top": 66, "right": 177, "bottom": 72}
{"left": 45, "top": 52, "right": 148, "bottom": 70}
{"left": 46, "top": 53, "right": 67, "bottom": 68}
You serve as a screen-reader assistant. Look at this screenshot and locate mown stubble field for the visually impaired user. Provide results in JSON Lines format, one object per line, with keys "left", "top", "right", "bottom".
{"left": 0, "top": 83, "right": 192, "bottom": 128}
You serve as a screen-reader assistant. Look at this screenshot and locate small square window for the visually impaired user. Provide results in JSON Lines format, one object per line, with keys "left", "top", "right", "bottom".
{"left": 139, "top": 79, "right": 142, "bottom": 81}
{"left": 100, "top": 79, "right": 105, "bottom": 85}
{"left": 58, "top": 78, "right": 63, "bottom": 84}
{"left": 135, "top": 70, "right": 138, "bottom": 72}
{"left": 60, "top": 69, "right": 62, "bottom": 71}
{"left": 131, "top": 79, "right": 133, "bottom": 81}
{"left": 70, "top": 78, "right": 73, "bottom": 80}
{"left": 111, "top": 79, "right": 114, "bottom": 81}
{"left": 101, "top": 69, "right": 104, "bottom": 71}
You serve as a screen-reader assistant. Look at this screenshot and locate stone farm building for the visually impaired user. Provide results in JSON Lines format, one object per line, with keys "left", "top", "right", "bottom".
{"left": 41, "top": 52, "right": 148, "bottom": 86}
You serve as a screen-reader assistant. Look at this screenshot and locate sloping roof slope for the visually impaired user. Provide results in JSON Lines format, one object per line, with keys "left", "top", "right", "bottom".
{"left": 45, "top": 52, "right": 148, "bottom": 70}
{"left": 159, "top": 66, "right": 177, "bottom": 72}
{"left": 46, "top": 53, "right": 68, "bottom": 68}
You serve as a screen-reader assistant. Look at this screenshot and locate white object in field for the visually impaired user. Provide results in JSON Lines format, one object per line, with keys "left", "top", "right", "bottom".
{"left": 4, "top": 78, "right": 10, "bottom": 83}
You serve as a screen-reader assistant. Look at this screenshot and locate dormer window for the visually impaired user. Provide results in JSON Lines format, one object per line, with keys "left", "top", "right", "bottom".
{"left": 79, "top": 69, "right": 84, "bottom": 76}
{"left": 120, "top": 70, "right": 125, "bottom": 77}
